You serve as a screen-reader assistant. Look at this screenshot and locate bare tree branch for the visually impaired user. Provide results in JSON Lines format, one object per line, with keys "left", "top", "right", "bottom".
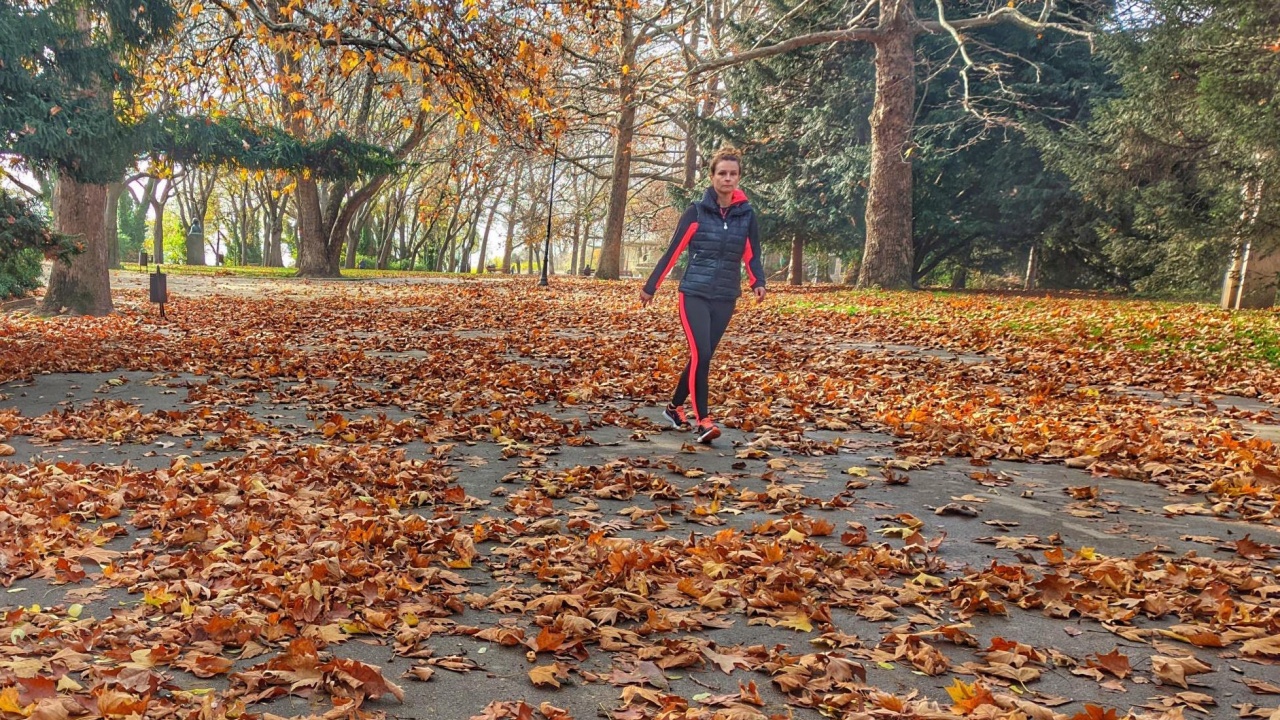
{"left": 932, "top": 0, "right": 980, "bottom": 119}
{"left": 0, "top": 168, "right": 44, "bottom": 198}
{"left": 919, "top": 6, "right": 1094, "bottom": 43}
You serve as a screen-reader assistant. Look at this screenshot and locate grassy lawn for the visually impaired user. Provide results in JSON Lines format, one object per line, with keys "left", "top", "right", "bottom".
{"left": 777, "top": 286, "right": 1280, "bottom": 368}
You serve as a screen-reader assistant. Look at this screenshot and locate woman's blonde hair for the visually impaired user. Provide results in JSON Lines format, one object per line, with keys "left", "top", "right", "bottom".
{"left": 708, "top": 146, "right": 743, "bottom": 174}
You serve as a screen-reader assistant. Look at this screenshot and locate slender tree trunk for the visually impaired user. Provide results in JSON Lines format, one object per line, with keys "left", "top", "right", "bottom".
{"left": 570, "top": 216, "right": 581, "bottom": 275}
{"left": 1223, "top": 177, "right": 1273, "bottom": 309}
{"left": 42, "top": 174, "right": 113, "bottom": 315}
{"left": 1023, "top": 244, "right": 1039, "bottom": 290}
{"left": 377, "top": 221, "right": 395, "bottom": 269}
{"left": 477, "top": 193, "right": 500, "bottom": 273}
{"left": 682, "top": 12, "right": 703, "bottom": 190}
{"left": 150, "top": 192, "right": 167, "bottom": 265}
{"left": 105, "top": 182, "right": 124, "bottom": 269}
{"left": 789, "top": 235, "right": 804, "bottom": 285}
{"left": 457, "top": 224, "right": 475, "bottom": 273}
{"left": 137, "top": 176, "right": 164, "bottom": 264}
{"left": 267, "top": 214, "right": 284, "bottom": 267}
{"left": 500, "top": 166, "right": 525, "bottom": 272}
{"left": 461, "top": 197, "right": 486, "bottom": 272}
{"left": 858, "top": 1, "right": 917, "bottom": 290}
{"left": 344, "top": 223, "right": 360, "bottom": 269}
{"left": 1222, "top": 239, "right": 1246, "bottom": 308}
{"left": 238, "top": 188, "right": 251, "bottom": 266}
{"left": 597, "top": 12, "right": 638, "bottom": 281}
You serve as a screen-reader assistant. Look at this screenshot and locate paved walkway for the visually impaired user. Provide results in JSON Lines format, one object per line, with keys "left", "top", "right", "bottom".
{"left": 2, "top": 273, "right": 1278, "bottom": 720}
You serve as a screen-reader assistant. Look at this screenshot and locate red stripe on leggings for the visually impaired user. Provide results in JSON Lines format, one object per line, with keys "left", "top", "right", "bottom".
{"left": 678, "top": 292, "right": 700, "bottom": 423}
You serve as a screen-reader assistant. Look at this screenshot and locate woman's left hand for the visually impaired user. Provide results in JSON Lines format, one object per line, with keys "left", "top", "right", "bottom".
{"left": 753, "top": 286, "right": 766, "bottom": 303}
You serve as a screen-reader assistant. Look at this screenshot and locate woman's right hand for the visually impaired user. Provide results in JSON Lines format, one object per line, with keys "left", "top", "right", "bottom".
{"left": 639, "top": 290, "right": 654, "bottom": 307}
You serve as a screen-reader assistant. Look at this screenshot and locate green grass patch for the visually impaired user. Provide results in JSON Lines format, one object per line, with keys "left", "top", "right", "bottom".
{"left": 782, "top": 300, "right": 890, "bottom": 317}
{"left": 1232, "top": 323, "right": 1280, "bottom": 366}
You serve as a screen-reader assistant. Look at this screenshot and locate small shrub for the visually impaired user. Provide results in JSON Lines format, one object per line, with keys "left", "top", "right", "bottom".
{"left": 0, "top": 248, "right": 44, "bottom": 299}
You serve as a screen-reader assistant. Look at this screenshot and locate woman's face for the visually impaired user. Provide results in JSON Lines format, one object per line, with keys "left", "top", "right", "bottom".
{"left": 712, "top": 159, "right": 741, "bottom": 197}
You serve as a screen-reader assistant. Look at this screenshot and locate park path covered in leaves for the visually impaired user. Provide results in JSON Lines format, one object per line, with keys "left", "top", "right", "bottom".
{"left": 1, "top": 275, "right": 1279, "bottom": 720}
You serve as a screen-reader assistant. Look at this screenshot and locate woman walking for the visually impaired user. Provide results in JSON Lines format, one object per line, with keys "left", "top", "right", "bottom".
{"left": 640, "top": 146, "right": 767, "bottom": 444}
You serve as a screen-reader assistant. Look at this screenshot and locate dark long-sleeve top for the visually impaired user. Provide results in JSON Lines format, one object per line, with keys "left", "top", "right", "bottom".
{"left": 643, "top": 187, "right": 765, "bottom": 301}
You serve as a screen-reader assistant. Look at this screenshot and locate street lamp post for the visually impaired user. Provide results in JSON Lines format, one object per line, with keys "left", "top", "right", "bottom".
{"left": 538, "top": 143, "right": 559, "bottom": 287}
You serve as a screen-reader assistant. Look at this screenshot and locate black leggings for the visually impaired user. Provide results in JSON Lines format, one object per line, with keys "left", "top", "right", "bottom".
{"left": 672, "top": 292, "right": 737, "bottom": 422}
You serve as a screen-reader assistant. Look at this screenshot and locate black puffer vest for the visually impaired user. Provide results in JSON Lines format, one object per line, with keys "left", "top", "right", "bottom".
{"left": 677, "top": 188, "right": 755, "bottom": 301}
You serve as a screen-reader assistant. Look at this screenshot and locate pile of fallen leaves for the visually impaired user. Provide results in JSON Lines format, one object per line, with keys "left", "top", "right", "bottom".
{"left": 0, "top": 278, "right": 1277, "bottom": 720}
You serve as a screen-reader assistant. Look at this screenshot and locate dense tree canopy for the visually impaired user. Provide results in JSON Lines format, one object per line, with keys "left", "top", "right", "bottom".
{"left": 2, "top": 0, "right": 1277, "bottom": 306}
{"left": 705, "top": 0, "right": 1117, "bottom": 289}
{"left": 1040, "top": 0, "right": 1280, "bottom": 299}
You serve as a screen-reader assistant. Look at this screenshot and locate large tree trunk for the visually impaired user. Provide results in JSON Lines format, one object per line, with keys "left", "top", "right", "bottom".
{"left": 294, "top": 179, "right": 336, "bottom": 276}
{"left": 42, "top": 174, "right": 113, "bottom": 316}
{"left": 789, "top": 235, "right": 804, "bottom": 285}
{"left": 294, "top": 191, "right": 348, "bottom": 277}
{"left": 597, "top": 13, "right": 638, "bottom": 281}
{"left": 501, "top": 237, "right": 517, "bottom": 272}
{"left": 858, "top": 0, "right": 917, "bottom": 290}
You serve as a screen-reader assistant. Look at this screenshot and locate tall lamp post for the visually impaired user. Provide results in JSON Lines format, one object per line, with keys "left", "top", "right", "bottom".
{"left": 538, "top": 143, "right": 559, "bottom": 287}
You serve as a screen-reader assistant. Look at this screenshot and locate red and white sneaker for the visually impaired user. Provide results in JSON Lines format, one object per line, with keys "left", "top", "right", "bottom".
{"left": 662, "top": 404, "right": 690, "bottom": 429}
{"left": 694, "top": 419, "right": 721, "bottom": 444}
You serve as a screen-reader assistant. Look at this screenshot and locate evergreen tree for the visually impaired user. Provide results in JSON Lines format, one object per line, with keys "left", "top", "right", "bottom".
{"left": 707, "top": 7, "right": 874, "bottom": 282}
{"left": 117, "top": 189, "right": 147, "bottom": 262}
{"left": 912, "top": 20, "right": 1120, "bottom": 289}
{"left": 710, "top": 0, "right": 1116, "bottom": 288}
{"left": 3, "top": 0, "right": 176, "bottom": 314}
{"left": 1041, "top": 0, "right": 1280, "bottom": 302}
